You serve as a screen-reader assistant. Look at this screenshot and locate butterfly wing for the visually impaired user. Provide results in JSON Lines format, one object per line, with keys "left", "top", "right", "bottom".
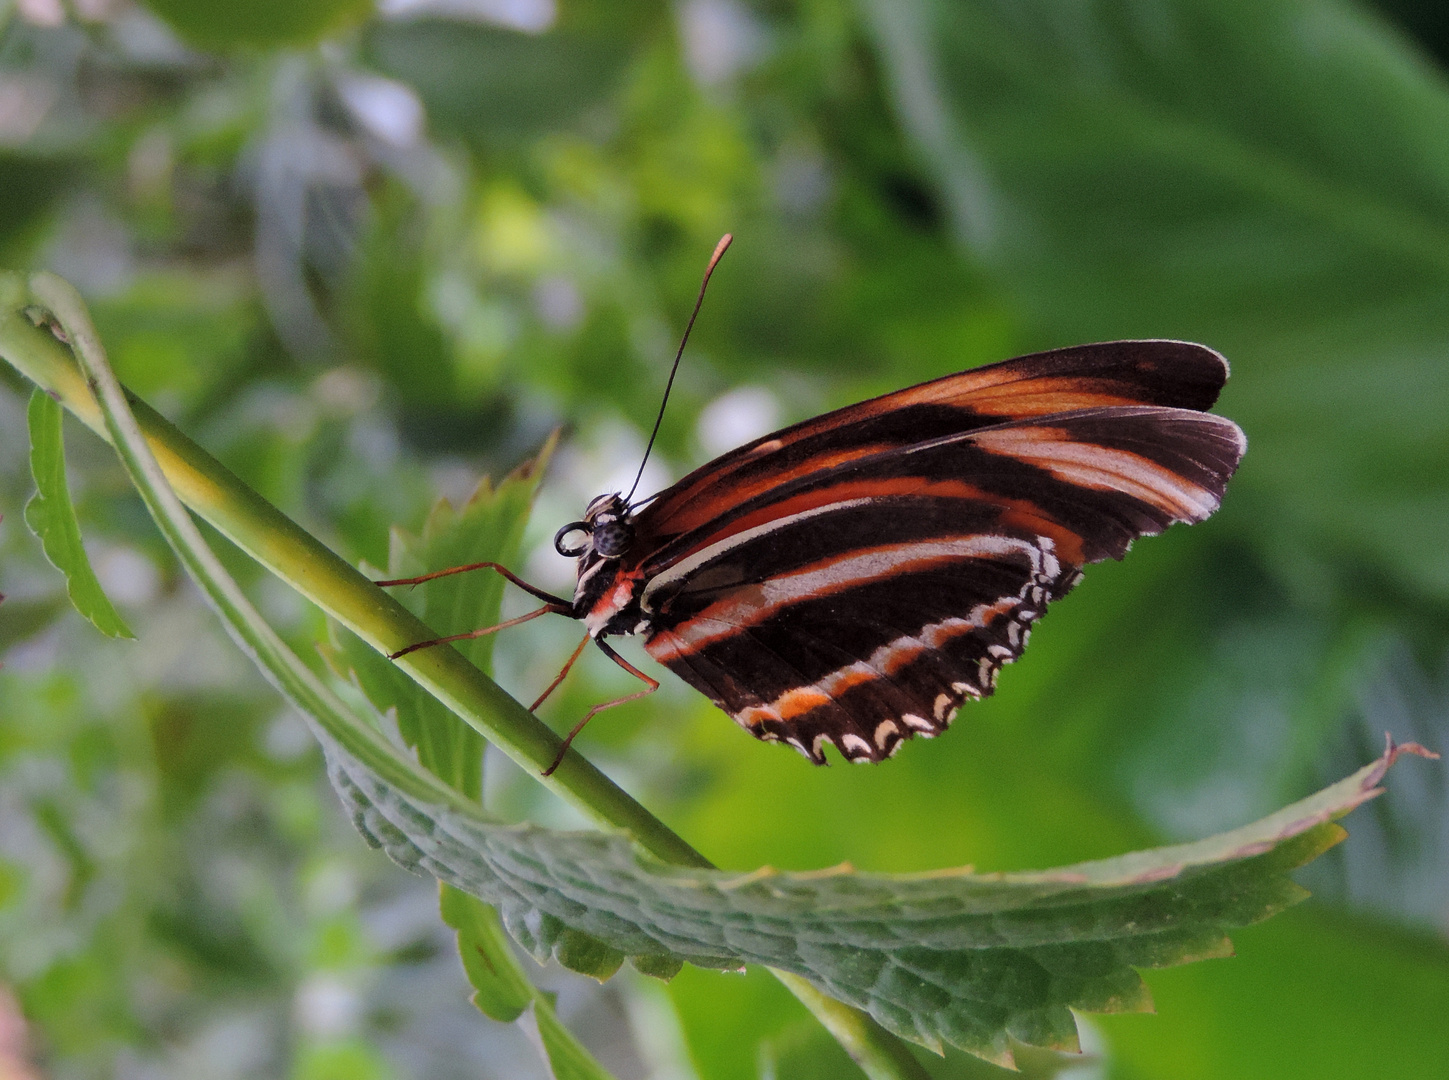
{"left": 635, "top": 339, "right": 1233, "bottom": 549}
{"left": 625, "top": 341, "right": 1243, "bottom": 762}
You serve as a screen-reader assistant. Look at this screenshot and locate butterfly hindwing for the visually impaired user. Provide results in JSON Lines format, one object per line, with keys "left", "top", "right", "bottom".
{"left": 643, "top": 524, "right": 1076, "bottom": 762}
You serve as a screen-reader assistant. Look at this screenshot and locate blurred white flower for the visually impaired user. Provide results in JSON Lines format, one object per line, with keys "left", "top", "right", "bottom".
{"left": 533, "top": 275, "right": 585, "bottom": 331}
{"left": 379, "top": 0, "right": 556, "bottom": 33}
{"left": 0, "top": 75, "right": 56, "bottom": 146}
{"left": 91, "top": 543, "right": 161, "bottom": 607}
{"left": 696, "top": 385, "right": 780, "bottom": 458}
{"left": 678, "top": 0, "right": 768, "bottom": 86}
{"left": 295, "top": 976, "right": 363, "bottom": 1037}
{"left": 15, "top": 0, "right": 63, "bottom": 28}
{"left": 336, "top": 72, "right": 425, "bottom": 148}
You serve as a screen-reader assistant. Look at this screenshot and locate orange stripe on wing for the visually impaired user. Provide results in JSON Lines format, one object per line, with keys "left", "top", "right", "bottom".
{"left": 774, "top": 663, "right": 880, "bottom": 719}
{"left": 647, "top": 442, "right": 896, "bottom": 536}
{"left": 638, "top": 343, "right": 1229, "bottom": 545}
{"left": 646, "top": 382, "right": 1128, "bottom": 535}
{"left": 680, "top": 605, "right": 1027, "bottom": 734}
{"left": 646, "top": 476, "right": 1087, "bottom": 573}
{"left": 890, "top": 376, "right": 1148, "bottom": 417}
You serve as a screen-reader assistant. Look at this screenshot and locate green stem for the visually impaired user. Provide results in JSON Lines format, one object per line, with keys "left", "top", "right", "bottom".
{"left": 0, "top": 270, "right": 705, "bottom": 869}
{"left": 2, "top": 271, "right": 933, "bottom": 1080}
{"left": 20, "top": 274, "right": 466, "bottom": 810}
{"left": 26, "top": 272, "right": 620, "bottom": 1078}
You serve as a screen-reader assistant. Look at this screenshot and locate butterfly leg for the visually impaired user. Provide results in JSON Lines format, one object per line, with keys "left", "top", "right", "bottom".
{"left": 529, "top": 632, "right": 591, "bottom": 711}
{"left": 542, "top": 638, "right": 659, "bottom": 777}
{"left": 376, "top": 561, "right": 572, "bottom": 608}
{"left": 389, "top": 602, "right": 571, "bottom": 660}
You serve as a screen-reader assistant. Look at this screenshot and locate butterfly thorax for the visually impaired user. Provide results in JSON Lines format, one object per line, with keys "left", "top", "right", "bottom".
{"left": 555, "top": 493, "right": 651, "bottom": 638}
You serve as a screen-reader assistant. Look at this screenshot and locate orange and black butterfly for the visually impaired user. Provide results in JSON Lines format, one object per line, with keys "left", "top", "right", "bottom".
{"left": 383, "top": 237, "right": 1245, "bottom": 771}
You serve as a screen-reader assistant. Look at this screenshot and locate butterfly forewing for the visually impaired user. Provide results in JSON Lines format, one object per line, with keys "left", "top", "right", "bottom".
{"left": 621, "top": 340, "right": 1245, "bottom": 763}
{"left": 634, "top": 339, "right": 1233, "bottom": 545}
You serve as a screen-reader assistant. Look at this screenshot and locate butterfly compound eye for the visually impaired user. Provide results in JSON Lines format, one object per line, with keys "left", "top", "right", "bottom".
{"left": 554, "top": 522, "right": 591, "bottom": 557}
{"left": 593, "top": 520, "right": 635, "bottom": 558}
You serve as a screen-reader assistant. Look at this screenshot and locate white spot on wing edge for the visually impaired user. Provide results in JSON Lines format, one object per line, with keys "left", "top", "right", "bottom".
{"left": 1034, "top": 535, "right": 1061, "bottom": 579}
{"left": 902, "top": 713, "right": 934, "bottom": 732}
{"left": 874, "top": 719, "right": 899, "bottom": 749}
{"left": 840, "top": 733, "right": 872, "bottom": 759}
{"left": 951, "top": 680, "right": 980, "bottom": 699}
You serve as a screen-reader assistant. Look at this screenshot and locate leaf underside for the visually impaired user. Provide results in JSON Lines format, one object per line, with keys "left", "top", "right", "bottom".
{"left": 322, "top": 701, "right": 1424, "bottom": 1063}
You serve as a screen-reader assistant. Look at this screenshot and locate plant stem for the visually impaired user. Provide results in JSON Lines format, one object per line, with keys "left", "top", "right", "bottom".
{"left": 2, "top": 271, "right": 933, "bottom": 1080}
{"left": 1, "top": 270, "right": 706, "bottom": 868}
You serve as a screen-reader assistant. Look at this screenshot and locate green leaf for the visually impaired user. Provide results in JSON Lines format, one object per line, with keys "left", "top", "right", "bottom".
{"left": 24, "top": 389, "right": 133, "bottom": 640}
{"left": 364, "top": 18, "right": 646, "bottom": 151}
{"left": 324, "top": 617, "right": 488, "bottom": 802}
{"left": 438, "top": 884, "right": 533, "bottom": 1022}
{"left": 325, "top": 689, "right": 1432, "bottom": 1067}
{"left": 325, "top": 442, "right": 617, "bottom": 1074}
{"left": 386, "top": 448, "right": 549, "bottom": 679}
{"left": 861, "top": 0, "right": 1449, "bottom": 599}
{"left": 520, "top": 998, "right": 621, "bottom": 1080}
{"left": 440, "top": 884, "right": 622, "bottom": 1078}
{"left": 323, "top": 444, "right": 549, "bottom": 800}
{"left": 137, "top": 0, "right": 373, "bottom": 49}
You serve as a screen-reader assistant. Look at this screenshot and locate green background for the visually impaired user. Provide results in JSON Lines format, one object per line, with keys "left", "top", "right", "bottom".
{"left": 0, "top": 0, "right": 1445, "bottom": 1077}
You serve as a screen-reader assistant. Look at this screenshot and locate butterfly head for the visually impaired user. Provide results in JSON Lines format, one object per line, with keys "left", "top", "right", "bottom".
{"left": 554, "top": 493, "right": 636, "bottom": 561}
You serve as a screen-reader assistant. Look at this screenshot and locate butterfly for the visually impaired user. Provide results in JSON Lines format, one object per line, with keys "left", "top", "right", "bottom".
{"left": 383, "top": 237, "right": 1245, "bottom": 772}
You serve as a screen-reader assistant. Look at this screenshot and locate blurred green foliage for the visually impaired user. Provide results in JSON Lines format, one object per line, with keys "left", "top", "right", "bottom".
{"left": 0, "top": 0, "right": 1446, "bottom": 1078}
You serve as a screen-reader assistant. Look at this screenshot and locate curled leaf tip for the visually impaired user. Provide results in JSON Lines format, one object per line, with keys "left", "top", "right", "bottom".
{"left": 1362, "top": 735, "right": 1440, "bottom": 798}
{"left": 1382, "top": 733, "right": 1438, "bottom": 763}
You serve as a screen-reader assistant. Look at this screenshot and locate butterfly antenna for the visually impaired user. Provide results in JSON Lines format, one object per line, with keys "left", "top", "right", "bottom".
{"left": 626, "top": 233, "right": 733, "bottom": 505}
